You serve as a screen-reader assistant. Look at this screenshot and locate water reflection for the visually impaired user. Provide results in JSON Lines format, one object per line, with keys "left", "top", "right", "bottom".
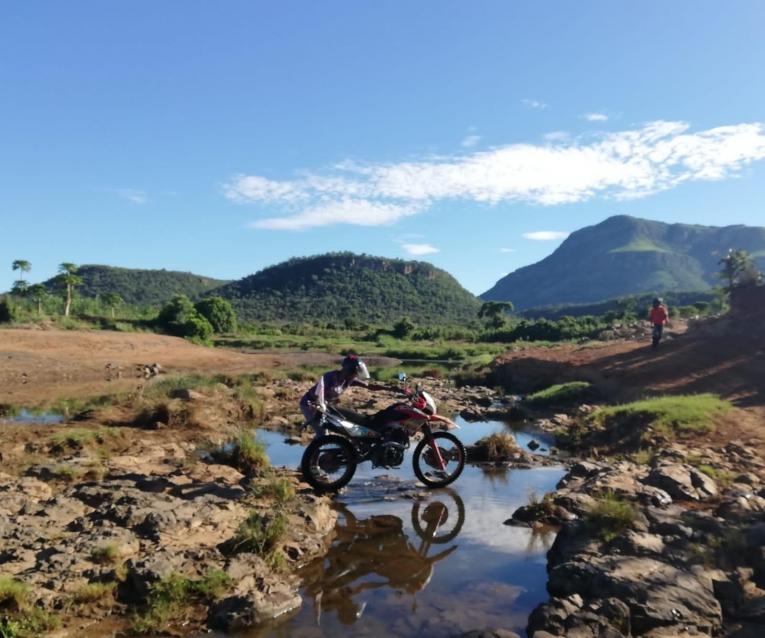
{"left": 301, "top": 491, "right": 465, "bottom": 627}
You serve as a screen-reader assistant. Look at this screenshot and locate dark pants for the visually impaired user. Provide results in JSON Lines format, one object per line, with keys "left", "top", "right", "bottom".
{"left": 652, "top": 324, "right": 663, "bottom": 348}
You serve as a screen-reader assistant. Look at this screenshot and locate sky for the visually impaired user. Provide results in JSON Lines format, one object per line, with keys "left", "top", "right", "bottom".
{"left": 1, "top": 1, "right": 764, "bottom": 295}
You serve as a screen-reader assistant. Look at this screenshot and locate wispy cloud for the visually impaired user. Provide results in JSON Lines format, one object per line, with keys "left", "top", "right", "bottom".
{"left": 583, "top": 112, "right": 609, "bottom": 122}
{"left": 401, "top": 243, "right": 439, "bottom": 256}
{"left": 500, "top": 247, "right": 517, "bottom": 253}
{"left": 523, "top": 231, "right": 570, "bottom": 241}
{"left": 226, "top": 120, "right": 765, "bottom": 230}
{"left": 461, "top": 134, "right": 482, "bottom": 148}
{"left": 522, "top": 98, "right": 548, "bottom": 110}
{"left": 115, "top": 188, "right": 147, "bottom": 204}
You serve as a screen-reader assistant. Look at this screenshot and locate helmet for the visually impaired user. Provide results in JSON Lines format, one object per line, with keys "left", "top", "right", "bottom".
{"left": 341, "top": 355, "right": 370, "bottom": 379}
{"left": 652, "top": 297, "right": 663, "bottom": 308}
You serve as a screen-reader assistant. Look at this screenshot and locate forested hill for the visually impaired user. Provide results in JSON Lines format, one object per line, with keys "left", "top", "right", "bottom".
{"left": 482, "top": 215, "right": 765, "bottom": 309}
{"left": 215, "top": 253, "right": 482, "bottom": 324}
{"left": 42, "top": 265, "right": 229, "bottom": 306}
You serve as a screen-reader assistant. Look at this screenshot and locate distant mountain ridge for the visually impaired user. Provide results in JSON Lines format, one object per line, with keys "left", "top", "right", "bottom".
{"left": 42, "top": 265, "right": 229, "bottom": 306}
{"left": 215, "top": 252, "right": 481, "bottom": 324}
{"left": 482, "top": 215, "right": 765, "bottom": 309}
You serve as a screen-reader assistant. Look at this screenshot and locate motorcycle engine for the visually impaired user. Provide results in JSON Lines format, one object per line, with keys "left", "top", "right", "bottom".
{"left": 374, "top": 442, "right": 406, "bottom": 468}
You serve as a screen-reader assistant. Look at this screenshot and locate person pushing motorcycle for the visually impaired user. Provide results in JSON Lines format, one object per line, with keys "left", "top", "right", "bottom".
{"left": 300, "top": 354, "right": 388, "bottom": 435}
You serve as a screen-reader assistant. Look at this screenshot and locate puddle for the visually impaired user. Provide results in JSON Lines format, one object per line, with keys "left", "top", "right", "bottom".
{"left": 0, "top": 408, "right": 66, "bottom": 425}
{"left": 242, "top": 417, "right": 563, "bottom": 637}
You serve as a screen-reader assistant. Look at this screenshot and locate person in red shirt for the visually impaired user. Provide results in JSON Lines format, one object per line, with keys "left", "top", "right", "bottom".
{"left": 649, "top": 297, "right": 669, "bottom": 349}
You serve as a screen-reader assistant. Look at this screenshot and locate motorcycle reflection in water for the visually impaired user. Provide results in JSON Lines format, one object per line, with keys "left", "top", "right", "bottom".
{"left": 300, "top": 490, "right": 466, "bottom": 626}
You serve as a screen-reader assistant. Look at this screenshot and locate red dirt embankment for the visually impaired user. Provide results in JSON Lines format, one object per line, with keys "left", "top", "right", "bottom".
{"left": 0, "top": 328, "right": 349, "bottom": 405}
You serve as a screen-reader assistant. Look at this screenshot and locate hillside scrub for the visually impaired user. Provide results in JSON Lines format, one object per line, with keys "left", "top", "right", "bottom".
{"left": 594, "top": 394, "right": 732, "bottom": 437}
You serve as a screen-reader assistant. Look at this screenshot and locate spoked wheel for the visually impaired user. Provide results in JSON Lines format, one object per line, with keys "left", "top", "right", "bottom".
{"left": 411, "top": 490, "right": 465, "bottom": 543}
{"left": 301, "top": 434, "right": 357, "bottom": 492}
{"left": 412, "top": 431, "right": 465, "bottom": 488}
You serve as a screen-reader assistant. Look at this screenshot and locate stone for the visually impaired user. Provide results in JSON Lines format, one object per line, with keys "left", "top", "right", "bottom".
{"left": 644, "top": 463, "right": 717, "bottom": 501}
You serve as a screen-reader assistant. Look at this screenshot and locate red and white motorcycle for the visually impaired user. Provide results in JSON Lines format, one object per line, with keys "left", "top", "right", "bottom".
{"left": 300, "top": 384, "right": 465, "bottom": 491}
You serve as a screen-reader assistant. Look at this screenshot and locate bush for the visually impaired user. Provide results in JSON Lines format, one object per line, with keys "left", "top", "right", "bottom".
{"left": 231, "top": 511, "right": 287, "bottom": 556}
{"left": 195, "top": 296, "right": 237, "bottom": 333}
{"left": 587, "top": 492, "right": 636, "bottom": 542}
{"left": 156, "top": 295, "right": 214, "bottom": 342}
{"left": 0, "top": 297, "right": 17, "bottom": 323}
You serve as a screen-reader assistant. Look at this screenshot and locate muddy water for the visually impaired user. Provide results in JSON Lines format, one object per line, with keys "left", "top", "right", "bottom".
{"left": 237, "top": 417, "right": 564, "bottom": 638}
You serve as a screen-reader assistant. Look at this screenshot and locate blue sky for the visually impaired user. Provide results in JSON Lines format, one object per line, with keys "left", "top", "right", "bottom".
{"left": 1, "top": 1, "right": 764, "bottom": 295}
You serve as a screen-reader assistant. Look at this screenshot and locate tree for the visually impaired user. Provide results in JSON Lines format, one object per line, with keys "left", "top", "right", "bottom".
{"left": 718, "top": 249, "right": 762, "bottom": 290}
{"left": 57, "top": 263, "right": 83, "bottom": 317}
{"left": 11, "top": 260, "right": 31, "bottom": 283}
{"left": 157, "top": 294, "right": 214, "bottom": 342}
{"left": 27, "top": 284, "right": 48, "bottom": 315}
{"left": 194, "top": 296, "right": 237, "bottom": 333}
{"left": 102, "top": 293, "right": 123, "bottom": 319}
{"left": 479, "top": 301, "right": 515, "bottom": 329}
{"left": 11, "top": 280, "right": 28, "bottom": 296}
{"left": 392, "top": 316, "right": 416, "bottom": 339}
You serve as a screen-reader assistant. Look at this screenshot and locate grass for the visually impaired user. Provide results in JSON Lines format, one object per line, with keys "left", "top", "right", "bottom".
{"left": 472, "top": 433, "right": 519, "bottom": 461}
{"left": 595, "top": 394, "right": 732, "bottom": 439}
{"left": 70, "top": 582, "right": 115, "bottom": 605}
{"left": 90, "top": 544, "right": 119, "bottom": 564}
{"left": 632, "top": 449, "right": 655, "bottom": 465}
{"left": 696, "top": 464, "right": 736, "bottom": 487}
{"left": 230, "top": 511, "right": 287, "bottom": 557}
{"left": 48, "top": 464, "right": 82, "bottom": 482}
{"left": 221, "top": 431, "right": 270, "bottom": 475}
{"left": 587, "top": 492, "right": 637, "bottom": 542}
{"left": 609, "top": 238, "right": 671, "bottom": 254}
{"left": 526, "top": 381, "right": 592, "bottom": 406}
{"left": 0, "top": 578, "right": 59, "bottom": 638}
{"left": 131, "top": 571, "right": 232, "bottom": 634}
{"left": 49, "top": 427, "right": 115, "bottom": 450}
{"left": 252, "top": 476, "right": 296, "bottom": 506}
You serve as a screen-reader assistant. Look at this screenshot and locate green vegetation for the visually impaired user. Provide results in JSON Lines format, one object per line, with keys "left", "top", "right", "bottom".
{"left": 696, "top": 464, "right": 735, "bottom": 487}
{"left": 526, "top": 381, "right": 592, "bottom": 406}
{"left": 215, "top": 431, "right": 270, "bottom": 475}
{"left": 43, "top": 264, "right": 228, "bottom": 306}
{"left": 587, "top": 492, "right": 637, "bottom": 542}
{"left": 0, "top": 578, "right": 59, "bottom": 638}
{"left": 609, "top": 238, "right": 670, "bottom": 253}
{"left": 595, "top": 394, "right": 732, "bottom": 438}
{"left": 156, "top": 294, "right": 214, "bottom": 342}
{"left": 215, "top": 252, "right": 482, "bottom": 325}
{"left": 49, "top": 427, "right": 115, "bottom": 450}
{"left": 718, "top": 248, "right": 763, "bottom": 290}
{"left": 70, "top": 581, "right": 115, "bottom": 605}
{"left": 131, "top": 571, "right": 232, "bottom": 634}
{"left": 252, "top": 476, "right": 296, "bottom": 506}
{"left": 472, "top": 433, "right": 519, "bottom": 461}
{"left": 194, "top": 296, "right": 237, "bottom": 333}
{"left": 90, "top": 544, "right": 119, "bottom": 565}
{"left": 231, "top": 511, "right": 287, "bottom": 556}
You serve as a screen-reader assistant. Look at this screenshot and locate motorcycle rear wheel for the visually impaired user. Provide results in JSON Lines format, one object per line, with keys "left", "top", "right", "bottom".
{"left": 301, "top": 434, "right": 357, "bottom": 492}
{"left": 412, "top": 431, "right": 465, "bottom": 488}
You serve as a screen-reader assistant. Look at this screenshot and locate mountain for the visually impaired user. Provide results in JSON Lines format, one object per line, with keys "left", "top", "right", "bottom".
{"left": 482, "top": 215, "right": 765, "bottom": 309}
{"left": 43, "top": 265, "right": 229, "bottom": 306}
{"left": 215, "top": 253, "right": 481, "bottom": 325}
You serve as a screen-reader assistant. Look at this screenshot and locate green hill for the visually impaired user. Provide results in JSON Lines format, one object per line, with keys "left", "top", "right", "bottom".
{"left": 42, "top": 265, "right": 229, "bottom": 306}
{"left": 215, "top": 253, "right": 481, "bottom": 325}
{"left": 482, "top": 215, "right": 765, "bottom": 309}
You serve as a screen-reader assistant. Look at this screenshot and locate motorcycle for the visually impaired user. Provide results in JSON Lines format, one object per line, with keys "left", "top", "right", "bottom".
{"left": 300, "top": 385, "right": 465, "bottom": 491}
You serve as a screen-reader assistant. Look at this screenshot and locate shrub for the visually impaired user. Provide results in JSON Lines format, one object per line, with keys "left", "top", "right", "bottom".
{"left": 90, "top": 544, "right": 119, "bottom": 565}
{"left": 214, "top": 431, "right": 270, "bottom": 475}
{"left": 231, "top": 511, "right": 287, "bottom": 556}
{"left": 252, "top": 476, "right": 296, "bottom": 506}
{"left": 470, "top": 433, "right": 519, "bottom": 461}
{"left": 70, "top": 582, "right": 115, "bottom": 604}
{"left": 587, "top": 493, "right": 637, "bottom": 542}
{"left": 194, "top": 296, "right": 237, "bottom": 333}
{"left": 156, "top": 295, "right": 214, "bottom": 342}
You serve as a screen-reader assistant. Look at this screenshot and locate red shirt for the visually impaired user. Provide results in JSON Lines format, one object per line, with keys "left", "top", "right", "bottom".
{"left": 650, "top": 306, "right": 668, "bottom": 325}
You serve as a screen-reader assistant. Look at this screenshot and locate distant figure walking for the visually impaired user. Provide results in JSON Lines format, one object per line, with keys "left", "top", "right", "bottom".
{"left": 649, "top": 297, "right": 669, "bottom": 349}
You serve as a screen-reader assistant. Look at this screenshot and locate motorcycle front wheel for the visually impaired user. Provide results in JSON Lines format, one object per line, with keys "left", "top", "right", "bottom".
{"left": 301, "top": 434, "right": 357, "bottom": 492}
{"left": 412, "top": 431, "right": 465, "bottom": 488}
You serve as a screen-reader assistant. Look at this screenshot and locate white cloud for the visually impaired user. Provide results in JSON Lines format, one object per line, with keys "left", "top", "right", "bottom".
{"left": 522, "top": 98, "right": 548, "bottom": 110}
{"left": 462, "top": 134, "right": 481, "bottom": 148}
{"left": 401, "top": 243, "right": 440, "bottom": 256}
{"left": 226, "top": 120, "right": 765, "bottom": 230}
{"left": 500, "top": 247, "right": 517, "bottom": 253}
{"left": 249, "top": 199, "right": 420, "bottom": 230}
{"left": 583, "top": 112, "right": 609, "bottom": 122}
{"left": 116, "top": 189, "right": 147, "bottom": 204}
{"left": 522, "top": 231, "right": 570, "bottom": 241}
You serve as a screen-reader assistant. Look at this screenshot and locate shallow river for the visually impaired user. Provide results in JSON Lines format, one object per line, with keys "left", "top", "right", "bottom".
{"left": 222, "top": 417, "right": 564, "bottom": 638}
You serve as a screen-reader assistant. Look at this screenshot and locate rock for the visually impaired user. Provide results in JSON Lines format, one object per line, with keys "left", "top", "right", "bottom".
{"left": 644, "top": 463, "right": 718, "bottom": 501}
{"left": 169, "top": 388, "right": 206, "bottom": 401}
{"left": 460, "top": 630, "right": 521, "bottom": 638}
{"left": 528, "top": 440, "right": 541, "bottom": 451}
{"left": 611, "top": 530, "right": 665, "bottom": 557}
{"left": 210, "top": 584, "right": 302, "bottom": 630}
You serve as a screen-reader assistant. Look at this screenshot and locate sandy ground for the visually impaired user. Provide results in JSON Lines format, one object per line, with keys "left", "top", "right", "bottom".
{"left": 0, "top": 328, "right": 396, "bottom": 405}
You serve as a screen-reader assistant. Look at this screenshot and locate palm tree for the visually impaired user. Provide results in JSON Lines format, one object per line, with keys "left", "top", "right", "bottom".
{"left": 103, "top": 293, "right": 123, "bottom": 319}
{"left": 57, "top": 263, "right": 83, "bottom": 317}
{"left": 27, "top": 284, "right": 48, "bottom": 315}
{"left": 11, "top": 260, "right": 31, "bottom": 283}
